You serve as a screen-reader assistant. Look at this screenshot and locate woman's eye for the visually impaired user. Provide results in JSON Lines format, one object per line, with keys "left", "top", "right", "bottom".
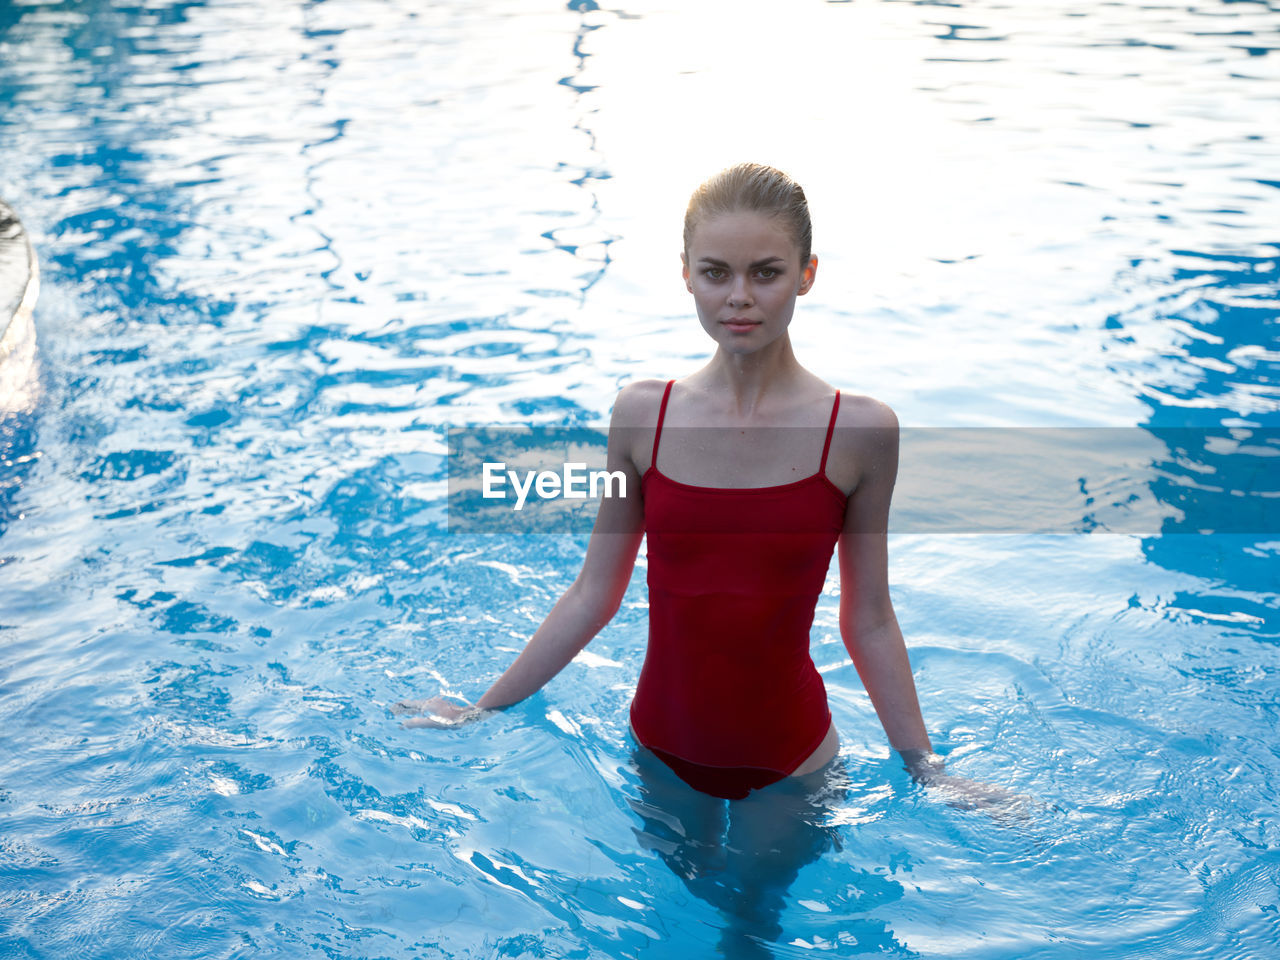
{"left": 756, "top": 268, "right": 779, "bottom": 280}
{"left": 703, "top": 268, "right": 726, "bottom": 281}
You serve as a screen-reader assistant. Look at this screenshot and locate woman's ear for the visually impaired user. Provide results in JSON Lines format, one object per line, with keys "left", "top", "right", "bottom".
{"left": 798, "top": 255, "right": 818, "bottom": 295}
{"left": 681, "top": 252, "right": 693, "bottom": 292}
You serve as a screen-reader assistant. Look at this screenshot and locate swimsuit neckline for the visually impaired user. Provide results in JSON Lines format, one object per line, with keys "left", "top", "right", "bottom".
{"left": 642, "top": 465, "right": 848, "bottom": 503}
{"left": 645, "top": 380, "right": 846, "bottom": 505}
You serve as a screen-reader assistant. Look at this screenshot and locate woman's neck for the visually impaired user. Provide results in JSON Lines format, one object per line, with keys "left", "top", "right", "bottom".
{"left": 699, "top": 335, "right": 811, "bottom": 417}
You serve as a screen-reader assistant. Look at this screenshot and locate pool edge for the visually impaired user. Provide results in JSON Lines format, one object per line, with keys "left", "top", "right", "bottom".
{"left": 0, "top": 199, "right": 40, "bottom": 413}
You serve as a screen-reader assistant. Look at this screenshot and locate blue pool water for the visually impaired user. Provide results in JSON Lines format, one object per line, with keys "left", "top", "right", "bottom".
{"left": 1, "top": 0, "right": 1279, "bottom": 957}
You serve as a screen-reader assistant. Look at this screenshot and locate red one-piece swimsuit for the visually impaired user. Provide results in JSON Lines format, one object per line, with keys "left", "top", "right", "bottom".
{"left": 630, "top": 380, "right": 848, "bottom": 799}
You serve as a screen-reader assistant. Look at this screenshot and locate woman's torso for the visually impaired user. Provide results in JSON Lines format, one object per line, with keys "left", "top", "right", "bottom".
{"left": 629, "top": 379, "right": 848, "bottom": 797}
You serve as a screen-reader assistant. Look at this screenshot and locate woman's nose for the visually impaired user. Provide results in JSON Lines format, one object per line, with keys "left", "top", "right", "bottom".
{"left": 727, "top": 279, "right": 752, "bottom": 307}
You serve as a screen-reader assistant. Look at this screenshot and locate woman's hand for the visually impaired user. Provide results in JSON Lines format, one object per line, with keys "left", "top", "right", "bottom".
{"left": 391, "top": 696, "right": 487, "bottom": 729}
{"left": 900, "top": 750, "right": 1036, "bottom": 820}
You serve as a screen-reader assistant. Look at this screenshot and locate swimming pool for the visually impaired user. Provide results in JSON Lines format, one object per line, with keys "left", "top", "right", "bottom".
{"left": 1, "top": 0, "right": 1278, "bottom": 956}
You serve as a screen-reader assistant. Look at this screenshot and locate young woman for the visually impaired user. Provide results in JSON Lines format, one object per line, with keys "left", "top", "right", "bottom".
{"left": 399, "top": 162, "right": 1004, "bottom": 805}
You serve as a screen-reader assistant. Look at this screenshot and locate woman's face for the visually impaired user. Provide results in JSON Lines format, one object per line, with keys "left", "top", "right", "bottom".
{"left": 682, "top": 210, "right": 817, "bottom": 355}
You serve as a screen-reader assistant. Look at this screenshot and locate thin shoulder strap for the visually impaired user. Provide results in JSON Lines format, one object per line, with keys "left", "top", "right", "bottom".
{"left": 651, "top": 379, "right": 675, "bottom": 470}
{"left": 818, "top": 390, "right": 841, "bottom": 475}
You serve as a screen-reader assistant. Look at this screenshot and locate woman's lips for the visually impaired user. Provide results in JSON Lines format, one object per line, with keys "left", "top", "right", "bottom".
{"left": 721, "top": 319, "right": 761, "bottom": 333}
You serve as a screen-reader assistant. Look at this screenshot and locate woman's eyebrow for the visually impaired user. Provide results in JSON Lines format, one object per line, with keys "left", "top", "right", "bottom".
{"left": 697, "top": 256, "right": 786, "bottom": 268}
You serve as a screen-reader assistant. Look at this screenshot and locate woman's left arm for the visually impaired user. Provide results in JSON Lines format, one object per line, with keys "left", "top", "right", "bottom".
{"left": 836, "top": 401, "right": 1033, "bottom": 816}
{"left": 835, "top": 400, "right": 933, "bottom": 762}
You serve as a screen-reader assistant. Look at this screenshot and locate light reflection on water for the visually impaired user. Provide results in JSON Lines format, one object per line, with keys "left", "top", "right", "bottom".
{"left": 0, "top": 0, "right": 1278, "bottom": 957}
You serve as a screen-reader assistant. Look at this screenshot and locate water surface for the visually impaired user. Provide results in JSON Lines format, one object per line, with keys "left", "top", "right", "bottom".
{"left": 1, "top": 0, "right": 1278, "bottom": 957}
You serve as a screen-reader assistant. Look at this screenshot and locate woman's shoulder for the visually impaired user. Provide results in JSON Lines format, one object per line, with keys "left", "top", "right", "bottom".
{"left": 833, "top": 390, "right": 898, "bottom": 433}
{"left": 610, "top": 378, "right": 672, "bottom": 427}
{"left": 826, "top": 389, "right": 899, "bottom": 488}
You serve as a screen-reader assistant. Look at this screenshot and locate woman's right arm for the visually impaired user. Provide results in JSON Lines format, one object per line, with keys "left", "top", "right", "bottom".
{"left": 396, "top": 383, "right": 655, "bottom": 726}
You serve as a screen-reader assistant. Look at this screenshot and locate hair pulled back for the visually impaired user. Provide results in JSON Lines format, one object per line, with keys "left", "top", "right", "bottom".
{"left": 683, "top": 162, "right": 812, "bottom": 267}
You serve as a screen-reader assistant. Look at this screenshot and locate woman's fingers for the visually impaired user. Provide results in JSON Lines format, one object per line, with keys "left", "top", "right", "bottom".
{"left": 392, "top": 696, "right": 484, "bottom": 728}
{"left": 401, "top": 713, "right": 461, "bottom": 729}
{"left": 900, "top": 753, "right": 1039, "bottom": 821}
{"left": 390, "top": 698, "right": 438, "bottom": 716}
{"left": 930, "top": 774, "right": 1040, "bottom": 821}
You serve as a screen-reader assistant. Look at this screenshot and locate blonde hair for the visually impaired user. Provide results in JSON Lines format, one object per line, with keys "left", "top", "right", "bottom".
{"left": 683, "top": 163, "right": 813, "bottom": 266}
